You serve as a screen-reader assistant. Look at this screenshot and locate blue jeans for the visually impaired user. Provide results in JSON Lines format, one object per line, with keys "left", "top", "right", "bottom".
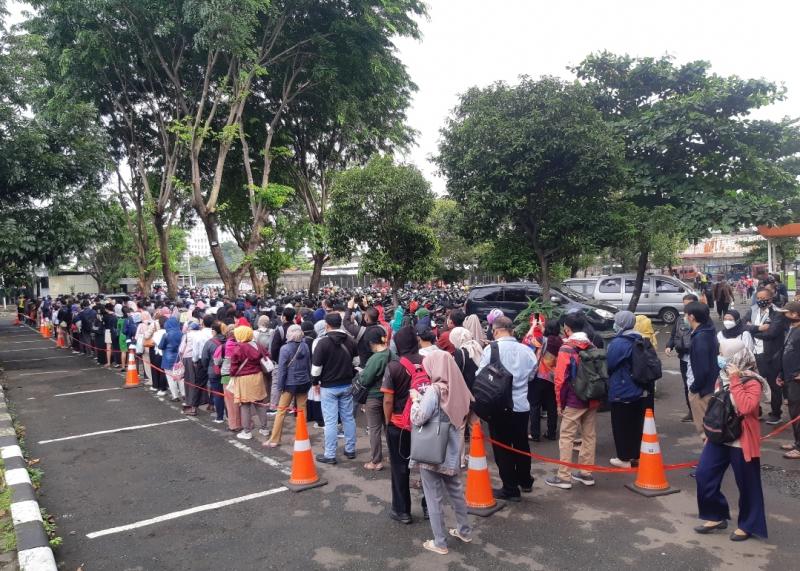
{"left": 321, "top": 384, "right": 356, "bottom": 458}
{"left": 209, "top": 378, "right": 225, "bottom": 421}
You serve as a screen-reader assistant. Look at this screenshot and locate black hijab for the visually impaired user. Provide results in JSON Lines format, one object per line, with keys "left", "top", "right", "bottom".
{"left": 721, "top": 309, "right": 745, "bottom": 339}
{"left": 394, "top": 325, "right": 419, "bottom": 356}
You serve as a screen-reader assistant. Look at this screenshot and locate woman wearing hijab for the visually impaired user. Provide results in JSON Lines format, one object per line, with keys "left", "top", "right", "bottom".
{"left": 410, "top": 351, "right": 474, "bottom": 555}
{"left": 717, "top": 309, "right": 754, "bottom": 354}
{"left": 391, "top": 307, "right": 405, "bottom": 334}
{"left": 221, "top": 324, "right": 243, "bottom": 432}
{"left": 607, "top": 311, "right": 647, "bottom": 468}
{"left": 694, "top": 339, "right": 768, "bottom": 541}
{"left": 463, "top": 314, "right": 488, "bottom": 349}
{"left": 266, "top": 324, "right": 311, "bottom": 447}
{"left": 448, "top": 327, "right": 482, "bottom": 392}
{"left": 229, "top": 326, "right": 270, "bottom": 440}
{"left": 150, "top": 316, "right": 168, "bottom": 396}
{"left": 159, "top": 317, "right": 184, "bottom": 402}
{"left": 179, "top": 320, "right": 202, "bottom": 415}
{"left": 486, "top": 308, "right": 505, "bottom": 341}
{"left": 528, "top": 318, "right": 563, "bottom": 442}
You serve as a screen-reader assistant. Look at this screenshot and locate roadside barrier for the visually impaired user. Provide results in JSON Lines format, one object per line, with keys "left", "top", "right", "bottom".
{"left": 465, "top": 420, "right": 504, "bottom": 516}
{"left": 625, "top": 408, "right": 680, "bottom": 496}
{"left": 13, "top": 314, "right": 800, "bottom": 475}
{"left": 123, "top": 347, "right": 140, "bottom": 388}
{"left": 285, "top": 408, "right": 326, "bottom": 492}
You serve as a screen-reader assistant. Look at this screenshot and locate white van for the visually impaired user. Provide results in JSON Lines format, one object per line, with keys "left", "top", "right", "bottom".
{"left": 564, "top": 274, "right": 696, "bottom": 324}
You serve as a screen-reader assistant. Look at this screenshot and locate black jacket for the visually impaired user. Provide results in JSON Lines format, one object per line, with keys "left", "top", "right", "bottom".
{"left": 311, "top": 330, "right": 357, "bottom": 388}
{"left": 666, "top": 319, "right": 692, "bottom": 356}
{"left": 343, "top": 309, "right": 384, "bottom": 367}
{"left": 270, "top": 322, "right": 291, "bottom": 361}
{"left": 689, "top": 321, "right": 719, "bottom": 397}
{"left": 746, "top": 306, "right": 787, "bottom": 361}
{"left": 781, "top": 326, "right": 800, "bottom": 401}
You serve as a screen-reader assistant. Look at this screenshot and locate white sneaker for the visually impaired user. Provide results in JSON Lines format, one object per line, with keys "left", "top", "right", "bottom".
{"left": 266, "top": 411, "right": 277, "bottom": 417}
{"left": 258, "top": 428, "right": 270, "bottom": 437}
{"left": 156, "top": 390, "right": 167, "bottom": 397}
{"left": 213, "top": 419, "right": 225, "bottom": 424}
{"left": 236, "top": 430, "right": 253, "bottom": 440}
{"left": 149, "top": 386, "right": 158, "bottom": 392}
{"left": 609, "top": 457, "right": 632, "bottom": 468}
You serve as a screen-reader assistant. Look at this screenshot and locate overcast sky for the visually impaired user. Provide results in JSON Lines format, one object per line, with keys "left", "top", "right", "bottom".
{"left": 393, "top": 0, "right": 800, "bottom": 193}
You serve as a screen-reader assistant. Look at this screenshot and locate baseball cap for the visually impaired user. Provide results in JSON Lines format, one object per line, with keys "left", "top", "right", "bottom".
{"left": 777, "top": 301, "right": 800, "bottom": 313}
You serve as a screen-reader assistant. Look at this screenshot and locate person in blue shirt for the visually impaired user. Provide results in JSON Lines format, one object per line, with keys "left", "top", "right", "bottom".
{"left": 477, "top": 316, "right": 537, "bottom": 502}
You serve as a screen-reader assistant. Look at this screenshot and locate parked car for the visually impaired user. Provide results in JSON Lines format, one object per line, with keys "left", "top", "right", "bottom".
{"left": 464, "top": 282, "right": 617, "bottom": 332}
{"left": 564, "top": 274, "right": 696, "bottom": 324}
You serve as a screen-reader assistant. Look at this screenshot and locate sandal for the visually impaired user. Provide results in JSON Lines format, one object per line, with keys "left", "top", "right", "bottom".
{"left": 363, "top": 462, "right": 384, "bottom": 471}
{"left": 422, "top": 540, "right": 448, "bottom": 555}
{"left": 263, "top": 441, "right": 280, "bottom": 448}
{"left": 780, "top": 443, "right": 796, "bottom": 451}
{"left": 449, "top": 529, "right": 472, "bottom": 543}
{"left": 783, "top": 449, "right": 800, "bottom": 459}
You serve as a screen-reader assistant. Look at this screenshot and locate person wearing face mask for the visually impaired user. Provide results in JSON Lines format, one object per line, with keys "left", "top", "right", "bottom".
{"left": 777, "top": 301, "right": 800, "bottom": 459}
{"left": 666, "top": 294, "right": 700, "bottom": 423}
{"left": 717, "top": 310, "right": 754, "bottom": 354}
{"left": 745, "top": 287, "right": 787, "bottom": 425}
{"left": 685, "top": 302, "right": 720, "bottom": 440}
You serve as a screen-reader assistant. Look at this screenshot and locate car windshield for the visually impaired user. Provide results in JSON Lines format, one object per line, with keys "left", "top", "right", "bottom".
{"left": 553, "top": 285, "right": 590, "bottom": 302}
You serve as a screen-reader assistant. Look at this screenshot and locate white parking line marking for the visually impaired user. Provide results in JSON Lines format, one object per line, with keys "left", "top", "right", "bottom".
{"left": 3, "top": 340, "right": 47, "bottom": 344}
{"left": 55, "top": 387, "right": 123, "bottom": 397}
{"left": 226, "top": 439, "right": 292, "bottom": 476}
{"left": 16, "top": 370, "right": 70, "bottom": 377}
{"left": 86, "top": 486, "right": 289, "bottom": 539}
{"left": 0, "top": 347, "right": 60, "bottom": 352}
{"left": 3, "top": 356, "right": 74, "bottom": 362}
{"left": 38, "top": 419, "right": 190, "bottom": 444}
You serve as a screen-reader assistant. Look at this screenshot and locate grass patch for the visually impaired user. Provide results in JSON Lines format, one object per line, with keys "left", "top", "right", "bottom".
{"left": 0, "top": 459, "right": 15, "bottom": 552}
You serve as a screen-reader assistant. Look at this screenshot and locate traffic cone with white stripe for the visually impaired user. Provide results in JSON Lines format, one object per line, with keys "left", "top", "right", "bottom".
{"left": 625, "top": 408, "right": 680, "bottom": 497}
{"left": 465, "top": 420, "right": 505, "bottom": 516}
{"left": 40, "top": 318, "right": 48, "bottom": 338}
{"left": 123, "top": 347, "right": 140, "bottom": 388}
{"left": 285, "top": 408, "right": 327, "bottom": 492}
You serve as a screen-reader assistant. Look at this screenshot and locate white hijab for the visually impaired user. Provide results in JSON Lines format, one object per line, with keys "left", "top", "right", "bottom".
{"left": 449, "top": 327, "right": 483, "bottom": 366}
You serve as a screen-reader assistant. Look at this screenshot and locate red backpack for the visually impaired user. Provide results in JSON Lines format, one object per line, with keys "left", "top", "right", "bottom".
{"left": 398, "top": 357, "right": 432, "bottom": 431}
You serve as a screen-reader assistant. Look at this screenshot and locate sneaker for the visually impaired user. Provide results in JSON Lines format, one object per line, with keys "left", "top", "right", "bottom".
{"left": 258, "top": 428, "right": 271, "bottom": 437}
{"left": 609, "top": 457, "right": 632, "bottom": 468}
{"left": 681, "top": 413, "right": 694, "bottom": 423}
{"left": 236, "top": 430, "right": 253, "bottom": 440}
{"left": 422, "top": 540, "right": 448, "bottom": 555}
{"left": 149, "top": 386, "right": 158, "bottom": 392}
{"left": 212, "top": 419, "right": 225, "bottom": 424}
{"left": 313, "top": 422, "right": 323, "bottom": 429}
{"left": 389, "top": 510, "right": 412, "bottom": 524}
{"left": 765, "top": 415, "right": 782, "bottom": 425}
{"left": 337, "top": 432, "right": 345, "bottom": 439}
{"left": 344, "top": 451, "right": 356, "bottom": 460}
{"left": 156, "top": 390, "right": 167, "bottom": 397}
{"left": 449, "top": 528, "right": 473, "bottom": 543}
{"left": 316, "top": 454, "right": 337, "bottom": 465}
{"left": 571, "top": 472, "right": 595, "bottom": 486}
{"left": 491, "top": 488, "right": 521, "bottom": 502}
{"left": 266, "top": 411, "right": 277, "bottom": 417}
{"left": 544, "top": 476, "right": 572, "bottom": 490}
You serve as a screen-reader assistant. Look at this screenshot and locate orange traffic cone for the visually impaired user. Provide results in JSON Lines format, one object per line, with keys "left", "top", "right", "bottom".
{"left": 56, "top": 332, "right": 64, "bottom": 348}
{"left": 626, "top": 408, "right": 680, "bottom": 497}
{"left": 40, "top": 319, "right": 48, "bottom": 338}
{"left": 12, "top": 315, "right": 19, "bottom": 326}
{"left": 285, "top": 408, "right": 327, "bottom": 492}
{"left": 465, "top": 420, "right": 505, "bottom": 516}
{"left": 123, "top": 347, "right": 140, "bottom": 388}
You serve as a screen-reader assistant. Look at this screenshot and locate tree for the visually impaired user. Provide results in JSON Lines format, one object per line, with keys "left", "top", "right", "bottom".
{"left": 253, "top": 199, "right": 309, "bottom": 296}
{"left": 477, "top": 235, "right": 538, "bottom": 282}
{"left": 328, "top": 156, "right": 438, "bottom": 304}
{"left": 437, "top": 76, "right": 625, "bottom": 295}
{"left": 0, "top": 5, "right": 108, "bottom": 279}
{"left": 574, "top": 52, "right": 800, "bottom": 311}
{"left": 741, "top": 237, "right": 799, "bottom": 272}
{"left": 428, "top": 199, "right": 481, "bottom": 282}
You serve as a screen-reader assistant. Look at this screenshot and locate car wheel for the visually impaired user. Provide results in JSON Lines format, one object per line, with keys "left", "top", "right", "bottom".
{"left": 659, "top": 307, "right": 679, "bottom": 324}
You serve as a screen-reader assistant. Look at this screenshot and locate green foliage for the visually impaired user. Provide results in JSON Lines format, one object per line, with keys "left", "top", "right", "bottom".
{"left": 328, "top": 156, "right": 439, "bottom": 289}
{"left": 477, "top": 235, "right": 538, "bottom": 281}
{"left": 427, "top": 198, "right": 480, "bottom": 282}
{"left": 254, "top": 198, "right": 309, "bottom": 295}
{"left": 513, "top": 298, "right": 563, "bottom": 339}
{"left": 437, "top": 76, "right": 625, "bottom": 294}
{"left": 741, "top": 237, "right": 799, "bottom": 270}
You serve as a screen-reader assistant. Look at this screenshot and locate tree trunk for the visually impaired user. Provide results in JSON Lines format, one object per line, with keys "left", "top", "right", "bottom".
{"left": 627, "top": 248, "right": 650, "bottom": 312}
{"left": 535, "top": 250, "right": 550, "bottom": 297}
{"left": 153, "top": 212, "right": 178, "bottom": 298}
{"left": 570, "top": 262, "right": 579, "bottom": 278}
{"left": 249, "top": 265, "right": 264, "bottom": 296}
{"left": 309, "top": 252, "right": 325, "bottom": 293}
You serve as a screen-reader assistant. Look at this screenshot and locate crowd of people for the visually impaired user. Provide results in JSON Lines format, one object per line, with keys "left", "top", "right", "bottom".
{"left": 12, "top": 272, "right": 800, "bottom": 550}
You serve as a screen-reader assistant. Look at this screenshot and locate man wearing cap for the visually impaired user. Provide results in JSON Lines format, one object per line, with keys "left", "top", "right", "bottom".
{"left": 477, "top": 316, "right": 537, "bottom": 501}
{"left": 778, "top": 301, "right": 800, "bottom": 459}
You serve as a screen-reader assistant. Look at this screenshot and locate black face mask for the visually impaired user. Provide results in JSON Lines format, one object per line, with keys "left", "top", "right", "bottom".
{"left": 757, "top": 299, "right": 771, "bottom": 308}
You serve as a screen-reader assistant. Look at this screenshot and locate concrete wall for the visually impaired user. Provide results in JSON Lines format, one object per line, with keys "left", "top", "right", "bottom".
{"left": 49, "top": 274, "right": 99, "bottom": 296}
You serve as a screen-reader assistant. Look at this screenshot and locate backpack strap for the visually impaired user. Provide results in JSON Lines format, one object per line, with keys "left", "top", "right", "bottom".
{"left": 355, "top": 326, "right": 366, "bottom": 344}
{"left": 490, "top": 341, "right": 500, "bottom": 364}
{"left": 399, "top": 356, "right": 418, "bottom": 377}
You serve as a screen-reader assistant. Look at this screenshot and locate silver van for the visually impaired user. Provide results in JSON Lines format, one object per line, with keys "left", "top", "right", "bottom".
{"left": 564, "top": 274, "right": 696, "bottom": 324}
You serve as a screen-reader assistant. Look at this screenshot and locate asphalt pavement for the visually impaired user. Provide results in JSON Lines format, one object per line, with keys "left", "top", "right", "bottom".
{"left": 1, "top": 308, "right": 800, "bottom": 571}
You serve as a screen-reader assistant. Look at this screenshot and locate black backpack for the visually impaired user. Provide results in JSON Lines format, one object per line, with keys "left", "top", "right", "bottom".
{"left": 566, "top": 345, "right": 608, "bottom": 401}
{"left": 90, "top": 315, "right": 104, "bottom": 335}
{"left": 703, "top": 378, "right": 753, "bottom": 444}
{"left": 472, "top": 342, "right": 514, "bottom": 421}
{"left": 630, "top": 336, "right": 662, "bottom": 387}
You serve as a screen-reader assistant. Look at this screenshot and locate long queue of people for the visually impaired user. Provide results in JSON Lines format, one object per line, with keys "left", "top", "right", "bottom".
{"left": 15, "top": 283, "right": 800, "bottom": 551}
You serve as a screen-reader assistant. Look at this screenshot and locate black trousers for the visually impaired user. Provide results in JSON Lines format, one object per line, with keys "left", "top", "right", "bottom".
{"left": 715, "top": 301, "right": 730, "bottom": 319}
{"left": 150, "top": 349, "right": 167, "bottom": 391}
{"left": 789, "top": 398, "right": 800, "bottom": 450}
{"left": 755, "top": 353, "right": 781, "bottom": 418}
{"left": 610, "top": 400, "right": 645, "bottom": 461}
{"left": 527, "top": 378, "right": 556, "bottom": 439}
{"left": 680, "top": 358, "right": 691, "bottom": 413}
{"left": 489, "top": 411, "right": 533, "bottom": 496}
{"left": 386, "top": 424, "right": 427, "bottom": 516}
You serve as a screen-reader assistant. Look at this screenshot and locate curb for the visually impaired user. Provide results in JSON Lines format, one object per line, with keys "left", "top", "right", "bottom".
{"left": 0, "top": 385, "right": 58, "bottom": 571}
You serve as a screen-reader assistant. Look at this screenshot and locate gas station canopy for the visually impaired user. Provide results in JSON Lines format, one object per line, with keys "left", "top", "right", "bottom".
{"left": 757, "top": 223, "right": 800, "bottom": 238}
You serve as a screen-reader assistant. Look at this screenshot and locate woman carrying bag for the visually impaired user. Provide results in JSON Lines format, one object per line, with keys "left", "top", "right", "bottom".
{"left": 409, "top": 351, "right": 474, "bottom": 555}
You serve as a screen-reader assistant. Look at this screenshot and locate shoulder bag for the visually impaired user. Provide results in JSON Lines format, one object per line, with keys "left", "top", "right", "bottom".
{"left": 410, "top": 390, "right": 451, "bottom": 465}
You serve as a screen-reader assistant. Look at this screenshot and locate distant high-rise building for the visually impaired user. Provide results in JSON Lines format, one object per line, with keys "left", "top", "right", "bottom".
{"left": 187, "top": 223, "right": 211, "bottom": 258}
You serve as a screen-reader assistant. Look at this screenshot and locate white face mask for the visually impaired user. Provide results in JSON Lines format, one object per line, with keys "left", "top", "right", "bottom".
{"left": 722, "top": 320, "right": 736, "bottom": 330}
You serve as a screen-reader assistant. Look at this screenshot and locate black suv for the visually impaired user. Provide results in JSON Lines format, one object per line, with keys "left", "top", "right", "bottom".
{"left": 464, "top": 282, "right": 617, "bottom": 332}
